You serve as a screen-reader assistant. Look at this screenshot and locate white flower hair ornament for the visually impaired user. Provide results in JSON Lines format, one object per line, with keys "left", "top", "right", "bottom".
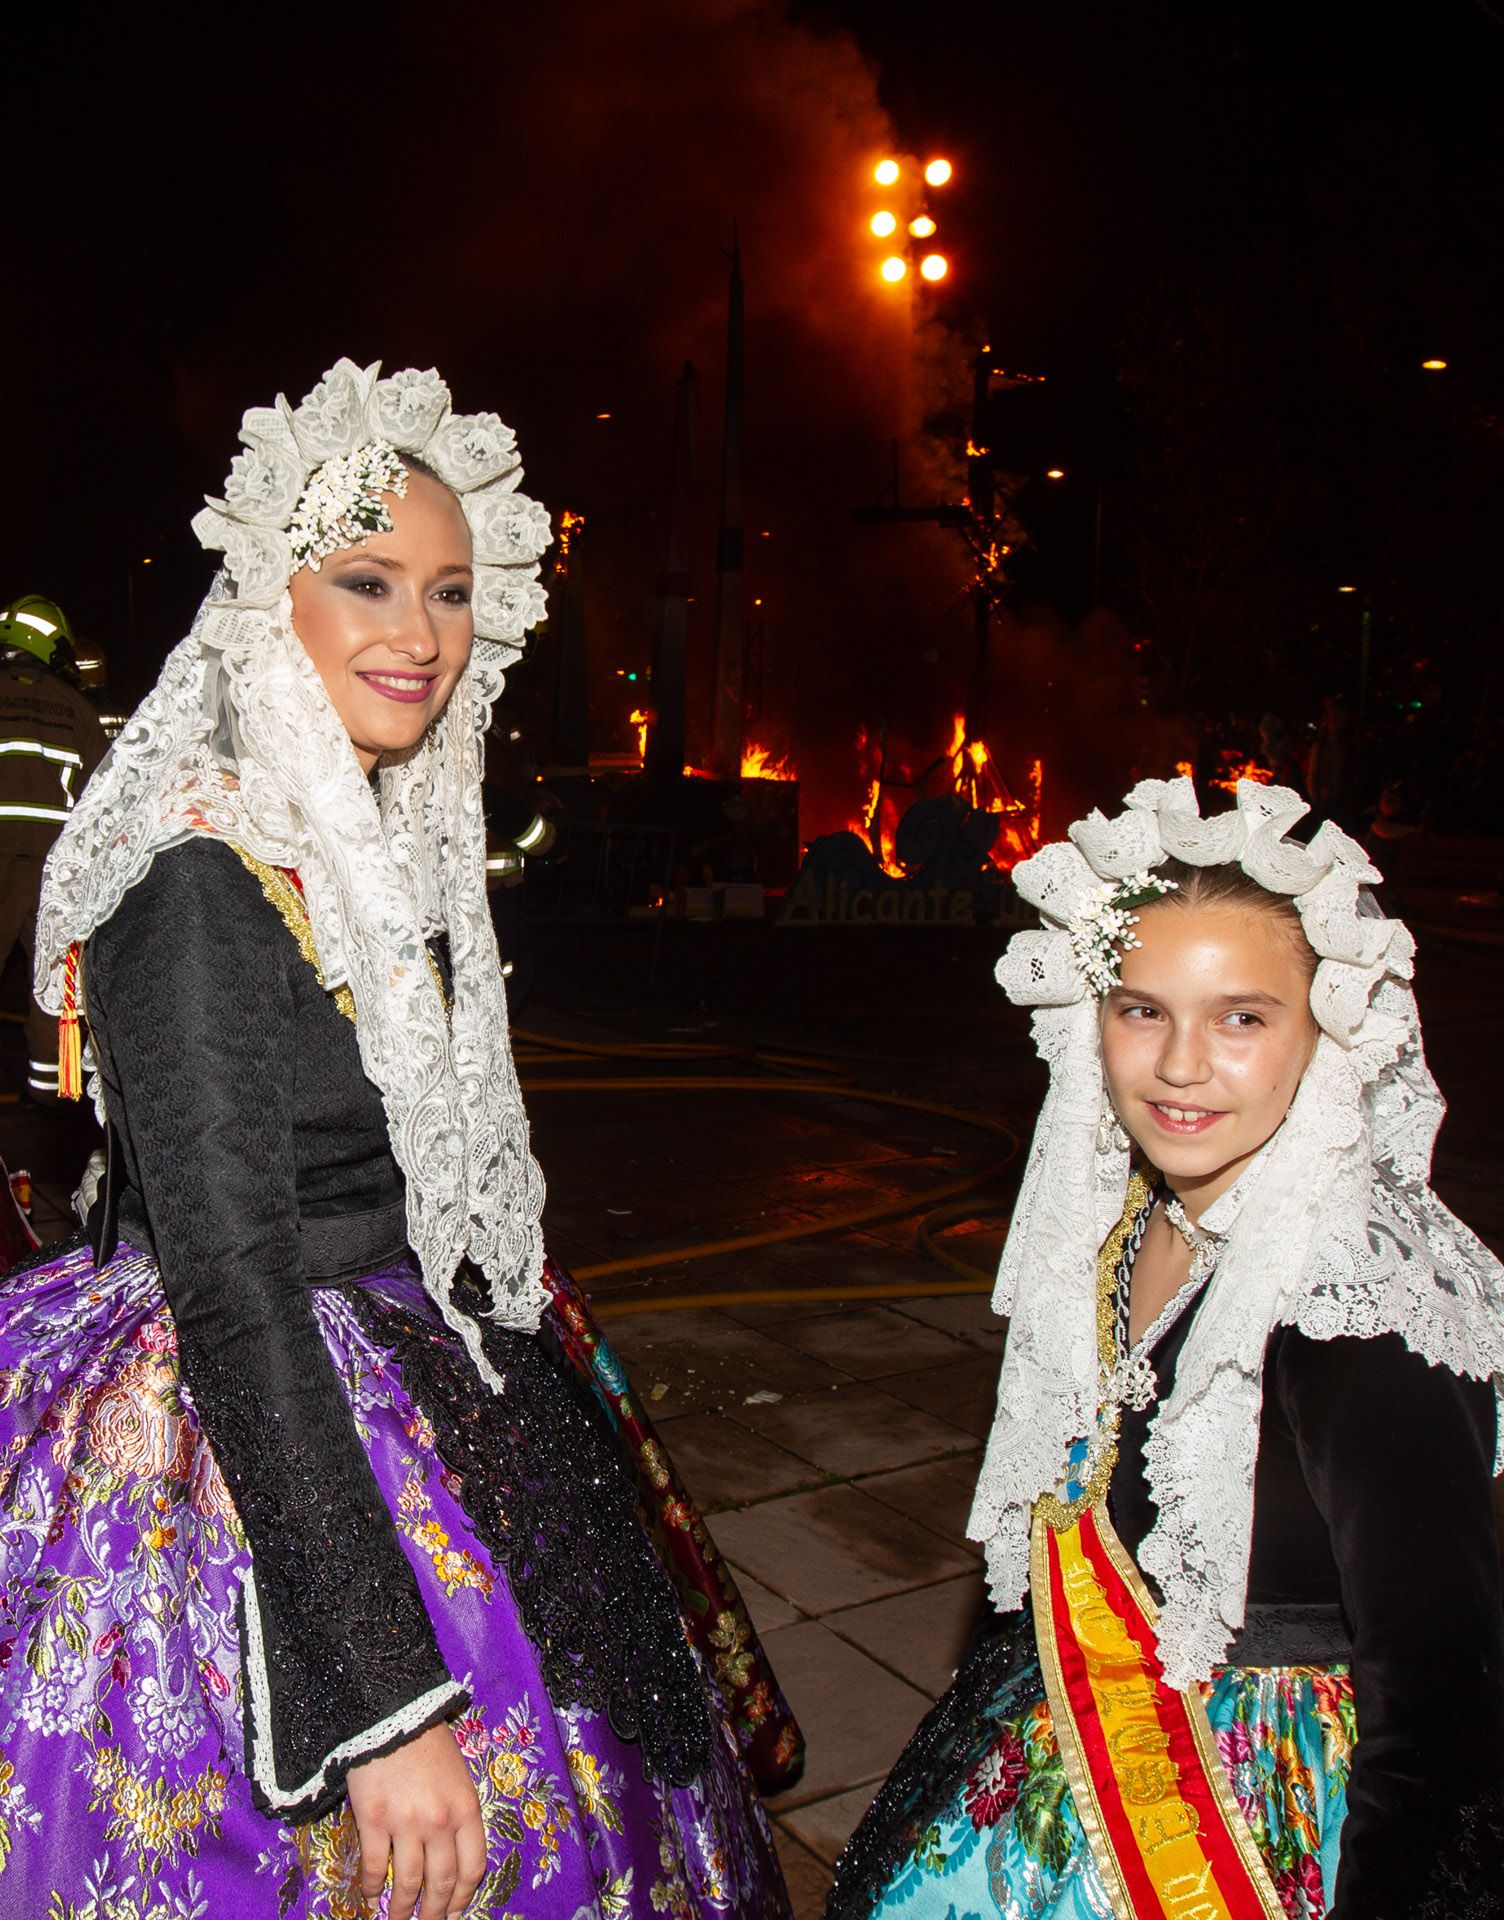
{"left": 191, "top": 358, "right": 551, "bottom": 659}
{"left": 969, "top": 774, "right": 1504, "bottom": 1688}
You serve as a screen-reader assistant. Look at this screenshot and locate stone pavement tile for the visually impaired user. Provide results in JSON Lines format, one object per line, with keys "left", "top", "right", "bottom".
{"left": 727, "top": 1381, "right": 974, "bottom": 1478}
{"left": 855, "top": 1451, "right": 985, "bottom": 1556}
{"left": 765, "top": 1303, "right": 969, "bottom": 1380}
{"left": 864, "top": 1213, "right": 923, "bottom": 1253}
{"left": 780, "top": 1782, "right": 879, "bottom": 1870}
{"left": 720, "top": 1295, "right": 862, "bottom": 1330}
{"left": 879, "top": 1353, "right": 1001, "bottom": 1440}
{"left": 734, "top": 1569, "right": 804, "bottom": 1635}
{"left": 591, "top": 1175, "right": 823, "bottom": 1248}
{"left": 891, "top": 1292, "right": 1006, "bottom": 1349}
{"left": 670, "top": 1111, "right": 910, "bottom": 1181}
{"left": 760, "top": 1620, "right": 930, "bottom": 1810}
{"left": 541, "top": 1230, "right": 615, "bottom": 1272}
{"left": 733, "top": 1162, "right": 916, "bottom": 1210}
{"left": 825, "top": 1569, "right": 989, "bottom": 1697}
{"left": 773, "top": 1824, "right": 834, "bottom": 1920}
{"left": 711, "top": 1484, "right": 973, "bottom": 1616}
{"left": 658, "top": 1230, "right": 927, "bottom": 1294}
{"left": 654, "top": 1409, "right": 823, "bottom": 1510}
{"left": 596, "top": 1306, "right": 747, "bottom": 1352}
{"left": 595, "top": 1317, "right": 854, "bottom": 1421}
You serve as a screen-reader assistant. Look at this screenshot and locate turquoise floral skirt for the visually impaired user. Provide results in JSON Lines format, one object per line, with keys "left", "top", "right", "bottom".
{"left": 827, "top": 1610, "right": 1355, "bottom": 1920}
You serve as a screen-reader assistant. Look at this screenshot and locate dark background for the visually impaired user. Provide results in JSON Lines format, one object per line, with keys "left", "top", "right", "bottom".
{"left": 4, "top": 0, "right": 1501, "bottom": 838}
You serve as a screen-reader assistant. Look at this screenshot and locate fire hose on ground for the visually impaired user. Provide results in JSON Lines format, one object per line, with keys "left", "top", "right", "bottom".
{"left": 511, "top": 1029, "right": 1017, "bottom": 1319}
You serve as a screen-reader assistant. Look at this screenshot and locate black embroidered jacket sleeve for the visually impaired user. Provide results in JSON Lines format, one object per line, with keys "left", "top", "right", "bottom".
{"left": 85, "top": 839, "right": 462, "bottom": 1819}
{"left": 1272, "top": 1328, "right": 1504, "bottom": 1920}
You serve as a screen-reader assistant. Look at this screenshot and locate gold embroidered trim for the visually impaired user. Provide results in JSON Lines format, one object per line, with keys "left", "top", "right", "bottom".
{"left": 227, "top": 843, "right": 357, "bottom": 1024}
{"left": 1096, "top": 1166, "right": 1153, "bottom": 1379}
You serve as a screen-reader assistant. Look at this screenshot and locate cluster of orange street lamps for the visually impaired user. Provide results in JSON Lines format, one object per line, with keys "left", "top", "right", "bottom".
{"left": 867, "top": 156, "right": 952, "bottom": 286}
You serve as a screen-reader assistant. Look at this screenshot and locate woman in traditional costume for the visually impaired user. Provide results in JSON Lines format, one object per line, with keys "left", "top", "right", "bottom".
{"left": 0, "top": 361, "right": 793, "bottom": 1919}
{"left": 828, "top": 778, "right": 1504, "bottom": 1919}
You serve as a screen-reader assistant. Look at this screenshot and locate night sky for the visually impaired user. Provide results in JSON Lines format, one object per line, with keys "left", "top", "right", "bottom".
{"left": 5, "top": 2, "right": 1501, "bottom": 834}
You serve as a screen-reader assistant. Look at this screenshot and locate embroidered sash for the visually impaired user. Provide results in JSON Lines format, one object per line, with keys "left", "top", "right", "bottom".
{"left": 1028, "top": 1175, "right": 1282, "bottom": 1919}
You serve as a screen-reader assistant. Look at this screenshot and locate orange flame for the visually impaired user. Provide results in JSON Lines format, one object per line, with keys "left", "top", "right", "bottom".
{"left": 629, "top": 709, "right": 648, "bottom": 760}
{"left": 1210, "top": 756, "right": 1274, "bottom": 794}
{"left": 1174, "top": 759, "right": 1194, "bottom": 780}
{"left": 741, "top": 741, "right": 797, "bottom": 781}
{"left": 946, "top": 713, "right": 967, "bottom": 778}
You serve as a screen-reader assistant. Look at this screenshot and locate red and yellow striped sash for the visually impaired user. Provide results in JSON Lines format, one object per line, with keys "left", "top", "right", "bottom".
{"left": 1031, "top": 1499, "right": 1282, "bottom": 1918}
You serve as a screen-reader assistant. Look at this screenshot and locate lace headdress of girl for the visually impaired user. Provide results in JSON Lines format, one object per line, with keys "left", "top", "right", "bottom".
{"left": 969, "top": 774, "right": 1504, "bottom": 1686}
{"left": 35, "top": 359, "right": 553, "bottom": 1380}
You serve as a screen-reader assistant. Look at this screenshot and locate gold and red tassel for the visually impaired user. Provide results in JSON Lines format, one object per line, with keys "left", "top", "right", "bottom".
{"left": 57, "top": 942, "right": 83, "bottom": 1101}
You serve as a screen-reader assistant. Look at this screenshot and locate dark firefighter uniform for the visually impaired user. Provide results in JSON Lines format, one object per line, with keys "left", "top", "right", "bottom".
{"left": 0, "top": 597, "right": 110, "bottom": 1098}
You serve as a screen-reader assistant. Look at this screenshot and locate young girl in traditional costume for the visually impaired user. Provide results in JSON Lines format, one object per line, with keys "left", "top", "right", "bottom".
{"left": 0, "top": 361, "right": 793, "bottom": 1919}
{"left": 829, "top": 777, "right": 1504, "bottom": 1919}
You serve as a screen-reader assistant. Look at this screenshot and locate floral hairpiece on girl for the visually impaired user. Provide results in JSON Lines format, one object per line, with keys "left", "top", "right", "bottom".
{"left": 996, "top": 775, "right": 1413, "bottom": 1068}
{"left": 190, "top": 359, "right": 552, "bottom": 654}
{"left": 1067, "top": 870, "right": 1178, "bottom": 994}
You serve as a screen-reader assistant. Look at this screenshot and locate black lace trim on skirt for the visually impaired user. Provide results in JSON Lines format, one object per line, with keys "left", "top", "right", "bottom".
{"left": 348, "top": 1284, "right": 715, "bottom": 1789}
{"left": 824, "top": 1605, "right": 1039, "bottom": 1920}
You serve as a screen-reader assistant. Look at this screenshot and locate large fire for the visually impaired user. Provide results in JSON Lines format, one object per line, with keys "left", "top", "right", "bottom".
{"left": 844, "top": 712, "right": 1042, "bottom": 877}
{"left": 741, "top": 741, "right": 797, "bottom": 781}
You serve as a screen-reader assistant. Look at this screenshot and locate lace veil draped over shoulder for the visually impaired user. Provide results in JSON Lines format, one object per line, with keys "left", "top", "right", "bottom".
{"left": 969, "top": 775, "right": 1504, "bottom": 1686}
{"left": 34, "top": 359, "right": 553, "bottom": 1380}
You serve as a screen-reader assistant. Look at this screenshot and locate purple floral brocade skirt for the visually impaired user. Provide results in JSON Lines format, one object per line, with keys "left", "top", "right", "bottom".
{"left": 0, "top": 1240, "right": 791, "bottom": 1917}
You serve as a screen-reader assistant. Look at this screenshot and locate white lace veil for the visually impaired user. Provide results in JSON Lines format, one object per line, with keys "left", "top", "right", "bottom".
{"left": 969, "top": 775, "right": 1504, "bottom": 1686}
{"left": 34, "top": 361, "right": 553, "bottom": 1379}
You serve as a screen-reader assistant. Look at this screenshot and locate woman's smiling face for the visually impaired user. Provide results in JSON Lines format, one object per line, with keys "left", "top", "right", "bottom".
{"left": 1100, "top": 900, "right": 1318, "bottom": 1214}
{"left": 288, "top": 469, "right": 474, "bottom": 773}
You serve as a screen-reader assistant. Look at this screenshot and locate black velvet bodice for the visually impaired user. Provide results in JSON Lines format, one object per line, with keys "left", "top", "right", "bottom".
{"left": 1112, "top": 1286, "right": 1504, "bottom": 1918}
{"left": 87, "top": 839, "right": 406, "bottom": 1266}
{"left": 84, "top": 839, "right": 452, "bottom": 1815}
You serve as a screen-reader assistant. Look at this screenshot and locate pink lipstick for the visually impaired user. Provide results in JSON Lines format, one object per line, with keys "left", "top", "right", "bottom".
{"left": 358, "top": 672, "right": 438, "bottom": 705}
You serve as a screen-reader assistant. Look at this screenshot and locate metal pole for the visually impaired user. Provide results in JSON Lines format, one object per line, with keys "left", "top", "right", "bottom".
{"left": 710, "top": 240, "right": 746, "bottom": 779}
{"left": 648, "top": 363, "right": 698, "bottom": 781}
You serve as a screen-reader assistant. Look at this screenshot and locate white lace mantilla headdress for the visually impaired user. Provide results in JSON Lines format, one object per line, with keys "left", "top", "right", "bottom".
{"left": 35, "top": 359, "right": 554, "bottom": 1367}
{"left": 969, "top": 775, "right": 1504, "bottom": 1686}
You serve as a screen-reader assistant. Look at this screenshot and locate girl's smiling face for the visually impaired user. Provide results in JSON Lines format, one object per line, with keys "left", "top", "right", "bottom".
{"left": 288, "top": 469, "right": 474, "bottom": 773}
{"left": 1100, "top": 900, "right": 1318, "bottom": 1215}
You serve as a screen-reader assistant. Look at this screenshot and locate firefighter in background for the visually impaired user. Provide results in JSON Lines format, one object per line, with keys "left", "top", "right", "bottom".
{"left": 483, "top": 722, "right": 555, "bottom": 1015}
{"left": 0, "top": 596, "right": 110, "bottom": 1100}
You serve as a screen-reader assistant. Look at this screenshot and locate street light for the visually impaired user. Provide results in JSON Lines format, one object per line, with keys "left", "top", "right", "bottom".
{"left": 919, "top": 253, "right": 948, "bottom": 282}
{"left": 1046, "top": 468, "right": 1065, "bottom": 481}
{"left": 1421, "top": 358, "right": 1448, "bottom": 371}
{"left": 909, "top": 215, "right": 936, "bottom": 238}
{"left": 924, "top": 158, "right": 953, "bottom": 185}
{"left": 870, "top": 210, "right": 898, "bottom": 237}
{"left": 881, "top": 256, "right": 908, "bottom": 283}
{"left": 874, "top": 159, "right": 900, "bottom": 186}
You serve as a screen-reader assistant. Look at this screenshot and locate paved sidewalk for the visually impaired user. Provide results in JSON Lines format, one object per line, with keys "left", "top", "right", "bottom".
{"left": 604, "top": 1289, "right": 1002, "bottom": 1912}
